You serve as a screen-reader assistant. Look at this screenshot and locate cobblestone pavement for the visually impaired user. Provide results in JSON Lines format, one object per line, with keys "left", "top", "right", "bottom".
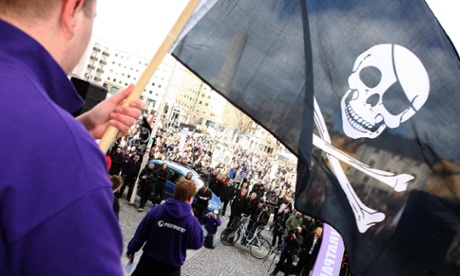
{"left": 118, "top": 197, "right": 279, "bottom": 276}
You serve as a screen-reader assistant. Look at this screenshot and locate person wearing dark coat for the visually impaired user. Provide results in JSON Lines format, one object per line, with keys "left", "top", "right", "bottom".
{"left": 153, "top": 162, "right": 169, "bottom": 204}
{"left": 118, "top": 154, "right": 141, "bottom": 200}
{"left": 214, "top": 174, "right": 228, "bottom": 197}
{"left": 208, "top": 169, "right": 219, "bottom": 193}
{"left": 120, "top": 148, "right": 131, "bottom": 173}
{"left": 195, "top": 183, "right": 213, "bottom": 224}
{"left": 219, "top": 179, "right": 236, "bottom": 217}
{"left": 245, "top": 199, "right": 271, "bottom": 242}
{"left": 294, "top": 227, "right": 323, "bottom": 276}
{"left": 301, "top": 216, "right": 318, "bottom": 236}
{"left": 272, "top": 208, "right": 291, "bottom": 247}
{"left": 227, "top": 188, "right": 248, "bottom": 228}
{"left": 199, "top": 168, "right": 211, "bottom": 186}
{"left": 271, "top": 227, "right": 304, "bottom": 276}
{"left": 137, "top": 163, "right": 157, "bottom": 212}
{"left": 250, "top": 180, "right": 265, "bottom": 200}
{"left": 243, "top": 192, "right": 259, "bottom": 218}
{"left": 109, "top": 147, "right": 123, "bottom": 175}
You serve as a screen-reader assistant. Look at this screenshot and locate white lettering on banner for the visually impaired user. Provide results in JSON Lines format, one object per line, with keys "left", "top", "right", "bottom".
{"left": 157, "top": 220, "right": 187, "bottom": 233}
{"left": 330, "top": 234, "right": 340, "bottom": 245}
{"left": 319, "top": 228, "right": 341, "bottom": 276}
{"left": 321, "top": 266, "right": 334, "bottom": 276}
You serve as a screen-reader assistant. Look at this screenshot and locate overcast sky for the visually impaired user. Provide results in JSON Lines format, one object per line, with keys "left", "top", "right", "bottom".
{"left": 93, "top": 0, "right": 188, "bottom": 55}
{"left": 92, "top": 0, "right": 459, "bottom": 55}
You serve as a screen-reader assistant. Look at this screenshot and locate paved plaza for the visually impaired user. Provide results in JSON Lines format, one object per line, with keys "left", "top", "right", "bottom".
{"left": 118, "top": 198, "right": 278, "bottom": 276}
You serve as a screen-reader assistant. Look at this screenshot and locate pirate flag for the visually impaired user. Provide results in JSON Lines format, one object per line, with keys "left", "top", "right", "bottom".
{"left": 139, "top": 117, "right": 152, "bottom": 144}
{"left": 173, "top": 0, "right": 460, "bottom": 274}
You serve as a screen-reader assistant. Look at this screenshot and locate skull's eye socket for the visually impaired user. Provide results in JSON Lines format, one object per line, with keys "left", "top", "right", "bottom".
{"left": 382, "top": 81, "right": 412, "bottom": 115}
{"left": 359, "top": 66, "right": 381, "bottom": 88}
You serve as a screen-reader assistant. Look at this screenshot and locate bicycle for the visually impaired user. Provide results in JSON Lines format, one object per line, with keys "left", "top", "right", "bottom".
{"left": 220, "top": 214, "right": 272, "bottom": 259}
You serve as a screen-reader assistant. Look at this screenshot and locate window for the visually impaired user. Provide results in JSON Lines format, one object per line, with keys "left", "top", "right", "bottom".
{"left": 110, "top": 86, "right": 119, "bottom": 94}
{"left": 168, "top": 168, "right": 181, "bottom": 184}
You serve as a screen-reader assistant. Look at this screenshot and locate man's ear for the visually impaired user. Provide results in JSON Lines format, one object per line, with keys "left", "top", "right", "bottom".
{"left": 61, "top": 0, "right": 84, "bottom": 37}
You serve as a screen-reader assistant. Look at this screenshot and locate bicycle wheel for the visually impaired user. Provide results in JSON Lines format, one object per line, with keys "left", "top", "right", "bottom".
{"left": 220, "top": 227, "right": 240, "bottom": 246}
{"left": 250, "top": 237, "right": 271, "bottom": 259}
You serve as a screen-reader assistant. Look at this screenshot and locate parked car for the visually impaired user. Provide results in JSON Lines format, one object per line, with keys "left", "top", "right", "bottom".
{"left": 148, "top": 160, "right": 222, "bottom": 214}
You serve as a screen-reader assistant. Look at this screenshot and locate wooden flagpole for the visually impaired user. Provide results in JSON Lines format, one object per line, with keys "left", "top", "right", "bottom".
{"left": 98, "top": 0, "right": 201, "bottom": 153}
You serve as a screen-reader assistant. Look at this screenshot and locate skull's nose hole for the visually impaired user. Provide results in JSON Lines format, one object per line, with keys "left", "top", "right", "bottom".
{"left": 366, "top": 94, "right": 380, "bottom": 107}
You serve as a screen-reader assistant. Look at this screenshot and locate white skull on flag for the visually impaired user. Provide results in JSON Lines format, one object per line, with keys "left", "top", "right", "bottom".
{"left": 340, "top": 44, "right": 430, "bottom": 139}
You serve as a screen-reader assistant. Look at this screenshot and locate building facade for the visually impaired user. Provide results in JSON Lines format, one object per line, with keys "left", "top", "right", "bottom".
{"left": 71, "top": 35, "right": 282, "bottom": 157}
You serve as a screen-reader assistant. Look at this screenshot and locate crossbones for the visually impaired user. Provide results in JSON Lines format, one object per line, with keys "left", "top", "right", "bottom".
{"left": 312, "top": 44, "right": 430, "bottom": 233}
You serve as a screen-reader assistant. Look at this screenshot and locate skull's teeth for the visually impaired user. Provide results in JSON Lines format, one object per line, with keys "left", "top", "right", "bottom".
{"left": 346, "top": 104, "right": 373, "bottom": 133}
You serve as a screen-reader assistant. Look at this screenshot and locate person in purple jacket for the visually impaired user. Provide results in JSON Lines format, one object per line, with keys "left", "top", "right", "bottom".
{"left": 202, "top": 210, "right": 222, "bottom": 249}
{"left": 0, "top": 1, "right": 143, "bottom": 275}
{"left": 127, "top": 177, "right": 204, "bottom": 276}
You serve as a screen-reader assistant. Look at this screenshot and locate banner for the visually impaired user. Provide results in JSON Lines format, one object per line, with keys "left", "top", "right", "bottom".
{"left": 312, "top": 224, "right": 345, "bottom": 276}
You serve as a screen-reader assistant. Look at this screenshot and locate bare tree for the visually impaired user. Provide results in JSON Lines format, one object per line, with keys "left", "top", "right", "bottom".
{"left": 230, "top": 106, "right": 254, "bottom": 140}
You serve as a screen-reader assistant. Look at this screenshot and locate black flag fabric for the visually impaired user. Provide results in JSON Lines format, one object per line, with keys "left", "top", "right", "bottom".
{"left": 173, "top": 0, "right": 460, "bottom": 274}
{"left": 140, "top": 117, "right": 152, "bottom": 143}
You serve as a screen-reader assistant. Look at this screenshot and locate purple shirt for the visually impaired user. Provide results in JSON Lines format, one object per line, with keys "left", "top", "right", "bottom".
{"left": 128, "top": 198, "right": 203, "bottom": 268}
{"left": 0, "top": 19, "right": 123, "bottom": 275}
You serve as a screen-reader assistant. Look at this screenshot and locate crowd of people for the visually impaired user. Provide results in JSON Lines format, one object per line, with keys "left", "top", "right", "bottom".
{"left": 106, "top": 119, "right": 328, "bottom": 276}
